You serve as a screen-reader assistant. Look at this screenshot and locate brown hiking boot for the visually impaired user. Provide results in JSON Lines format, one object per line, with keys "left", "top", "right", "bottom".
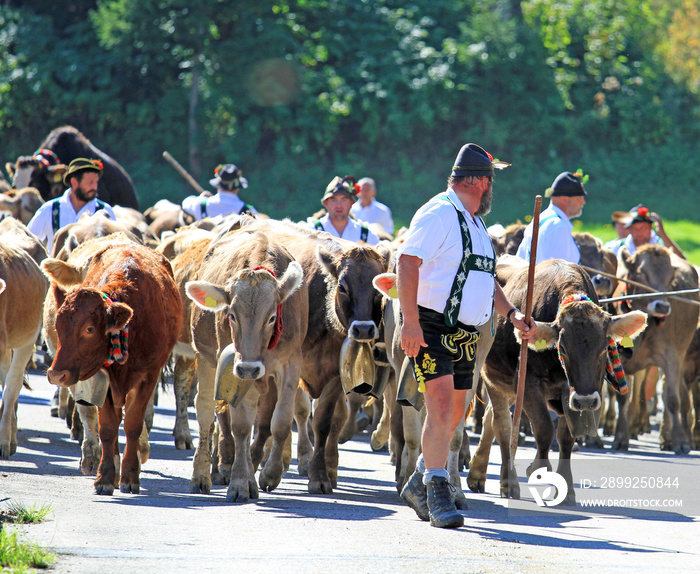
{"left": 426, "top": 476, "right": 464, "bottom": 528}
{"left": 400, "top": 469, "right": 429, "bottom": 521}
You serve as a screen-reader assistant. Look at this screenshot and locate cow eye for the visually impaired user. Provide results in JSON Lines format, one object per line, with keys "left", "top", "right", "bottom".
{"left": 228, "top": 312, "right": 237, "bottom": 324}
{"left": 268, "top": 314, "right": 276, "bottom": 325}
{"left": 338, "top": 283, "right": 348, "bottom": 295}
{"left": 85, "top": 326, "right": 94, "bottom": 335}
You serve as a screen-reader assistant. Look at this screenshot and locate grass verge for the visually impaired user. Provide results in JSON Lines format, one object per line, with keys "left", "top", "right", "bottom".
{"left": 0, "top": 501, "right": 55, "bottom": 572}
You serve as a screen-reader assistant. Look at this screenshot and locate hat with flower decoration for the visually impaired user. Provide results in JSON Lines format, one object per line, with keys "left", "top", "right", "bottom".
{"left": 62, "top": 158, "right": 104, "bottom": 186}
{"left": 210, "top": 164, "right": 248, "bottom": 191}
{"left": 451, "top": 143, "right": 510, "bottom": 178}
{"left": 624, "top": 205, "right": 653, "bottom": 228}
{"left": 544, "top": 170, "right": 588, "bottom": 198}
{"left": 321, "top": 175, "right": 360, "bottom": 204}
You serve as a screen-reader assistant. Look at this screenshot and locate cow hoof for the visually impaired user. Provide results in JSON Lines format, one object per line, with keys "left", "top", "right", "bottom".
{"left": 259, "top": 471, "right": 282, "bottom": 493}
{"left": 119, "top": 482, "right": 140, "bottom": 494}
{"left": 297, "top": 459, "right": 311, "bottom": 477}
{"left": 466, "top": 472, "right": 486, "bottom": 494}
{"left": 454, "top": 496, "right": 469, "bottom": 511}
{"left": 674, "top": 444, "right": 692, "bottom": 455}
{"left": 308, "top": 480, "right": 333, "bottom": 494}
{"left": 81, "top": 459, "right": 99, "bottom": 476}
{"left": 211, "top": 472, "right": 229, "bottom": 486}
{"left": 189, "top": 477, "right": 212, "bottom": 495}
{"left": 95, "top": 483, "right": 115, "bottom": 495}
{"left": 175, "top": 437, "right": 194, "bottom": 450}
{"left": 610, "top": 439, "right": 628, "bottom": 451}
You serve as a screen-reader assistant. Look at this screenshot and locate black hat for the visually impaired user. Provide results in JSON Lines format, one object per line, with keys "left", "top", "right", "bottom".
{"left": 624, "top": 205, "right": 653, "bottom": 228}
{"left": 210, "top": 164, "right": 248, "bottom": 191}
{"left": 544, "top": 171, "right": 587, "bottom": 198}
{"left": 321, "top": 175, "right": 359, "bottom": 205}
{"left": 63, "top": 157, "right": 103, "bottom": 186}
{"left": 451, "top": 143, "right": 510, "bottom": 178}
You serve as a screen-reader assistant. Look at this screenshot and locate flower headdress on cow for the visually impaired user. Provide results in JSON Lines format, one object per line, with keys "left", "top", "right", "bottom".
{"left": 321, "top": 175, "right": 361, "bottom": 205}
{"left": 210, "top": 163, "right": 248, "bottom": 191}
{"left": 62, "top": 157, "right": 104, "bottom": 186}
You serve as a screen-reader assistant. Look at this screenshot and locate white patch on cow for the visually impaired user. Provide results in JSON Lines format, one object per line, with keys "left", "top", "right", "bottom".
{"left": 569, "top": 390, "right": 601, "bottom": 412}
{"left": 348, "top": 320, "right": 378, "bottom": 342}
{"left": 11, "top": 165, "right": 32, "bottom": 189}
{"left": 233, "top": 360, "right": 265, "bottom": 380}
{"left": 173, "top": 341, "right": 196, "bottom": 360}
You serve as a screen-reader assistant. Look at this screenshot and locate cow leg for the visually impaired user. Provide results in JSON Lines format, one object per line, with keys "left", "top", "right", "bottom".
{"left": 371, "top": 377, "right": 394, "bottom": 452}
{"left": 308, "top": 378, "right": 344, "bottom": 494}
{"left": 491, "top": 389, "right": 521, "bottom": 500}
{"left": 213, "top": 408, "right": 234, "bottom": 485}
{"left": 294, "top": 386, "right": 313, "bottom": 477}
{"left": 660, "top": 357, "right": 692, "bottom": 454}
{"left": 524, "top": 386, "right": 554, "bottom": 481}
{"left": 120, "top": 373, "right": 158, "bottom": 493}
{"left": 627, "top": 370, "right": 644, "bottom": 439}
{"left": 338, "top": 392, "right": 364, "bottom": 444}
{"left": 173, "top": 355, "right": 196, "bottom": 450}
{"left": 191, "top": 361, "right": 216, "bottom": 494}
{"left": 58, "top": 386, "right": 72, "bottom": 420}
{"left": 325, "top": 386, "right": 348, "bottom": 489}
{"left": 95, "top": 393, "right": 120, "bottom": 495}
{"left": 226, "top": 391, "right": 259, "bottom": 503}
{"left": 389, "top": 395, "right": 406, "bottom": 490}
{"left": 69, "top": 397, "right": 82, "bottom": 442}
{"left": 76, "top": 404, "right": 100, "bottom": 475}
{"left": 611, "top": 391, "right": 630, "bottom": 451}
{"left": 468, "top": 399, "right": 496, "bottom": 494}
{"left": 250, "top": 380, "right": 275, "bottom": 471}
{"left": 689, "top": 379, "right": 700, "bottom": 449}
{"left": 554, "top": 416, "right": 576, "bottom": 505}
{"left": 259, "top": 366, "right": 300, "bottom": 492}
{"left": 0, "top": 341, "right": 34, "bottom": 458}
{"left": 400, "top": 404, "right": 423, "bottom": 491}
{"left": 602, "top": 384, "right": 617, "bottom": 436}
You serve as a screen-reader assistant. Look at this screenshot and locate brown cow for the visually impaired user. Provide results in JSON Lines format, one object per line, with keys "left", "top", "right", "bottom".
{"left": 614, "top": 244, "right": 699, "bottom": 453}
{"left": 186, "top": 230, "right": 308, "bottom": 501}
{"left": 42, "top": 242, "right": 181, "bottom": 494}
{"left": 574, "top": 232, "right": 618, "bottom": 299}
{"left": 468, "top": 258, "right": 647, "bottom": 504}
{"left": 0, "top": 187, "right": 44, "bottom": 224}
{"left": 0, "top": 227, "right": 49, "bottom": 458}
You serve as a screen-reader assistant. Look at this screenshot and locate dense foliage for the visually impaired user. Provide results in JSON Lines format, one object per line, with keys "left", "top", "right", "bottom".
{"left": 1, "top": 0, "right": 698, "bottom": 227}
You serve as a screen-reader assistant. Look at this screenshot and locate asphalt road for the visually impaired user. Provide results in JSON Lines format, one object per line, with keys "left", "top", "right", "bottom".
{"left": 2, "top": 371, "right": 699, "bottom": 573}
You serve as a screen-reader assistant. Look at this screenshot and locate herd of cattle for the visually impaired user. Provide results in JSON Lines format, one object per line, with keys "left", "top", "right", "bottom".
{"left": 1, "top": 127, "right": 700, "bottom": 509}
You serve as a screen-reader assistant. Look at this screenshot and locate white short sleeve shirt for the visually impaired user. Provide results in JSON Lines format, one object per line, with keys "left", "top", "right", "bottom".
{"left": 181, "top": 191, "right": 257, "bottom": 221}
{"left": 398, "top": 189, "right": 495, "bottom": 327}
{"left": 27, "top": 189, "right": 117, "bottom": 249}
{"left": 350, "top": 199, "right": 394, "bottom": 235}
{"left": 516, "top": 204, "right": 580, "bottom": 264}
{"left": 309, "top": 214, "right": 380, "bottom": 245}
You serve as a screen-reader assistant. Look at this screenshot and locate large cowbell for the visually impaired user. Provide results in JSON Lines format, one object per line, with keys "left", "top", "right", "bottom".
{"left": 71, "top": 368, "right": 110, "bottom": 407}
{"left": 560, "top": 383, "right": 602, "bottom": 438}
{"left": 215, "top": 343, "right": 255, "bottom": 408}
{"left": 396, "top": 356, "right": 424, "bottom": 411}
{"left": 339, "top": 338, "right": 376, "bottom": 395}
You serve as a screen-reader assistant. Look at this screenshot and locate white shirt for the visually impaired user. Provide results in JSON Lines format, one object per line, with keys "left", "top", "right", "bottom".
{"left": 516, "top": 204, "right": 580, "bottom": 264}
{"left": 350, "top": 199, "right": 394, "bottom": 234}
{"left": 398, "top": 188, "right": 495, "bottom": 327}
{"left": 181, "top": 190, "right": 257, "bottom": 221}
{"left": 309, "top": 213, "right": 380, "bottom": 245}
{"left": 27, "top": 189, "right": 116, "bottom": 249}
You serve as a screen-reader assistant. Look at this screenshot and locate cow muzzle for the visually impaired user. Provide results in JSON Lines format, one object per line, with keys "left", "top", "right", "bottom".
{"left": 569, "top": 390, "right": 601, "bottom": 412}
{"left": 591, "top": 274, "right": 612, "bottom": 297}
{"left": 234, "top": 361, "right": 265, "bottom": 380}
{"left": 561, "top": 385, "right": 602, "bottom": 439}
{"left": 348, "top": 320, "right": 379, "bottom": 342}
{"left": 646, "top": 298, "right": 671, "bottom": 318}
{"left": 47, "top": 368, "right": 75, "bottom": 388}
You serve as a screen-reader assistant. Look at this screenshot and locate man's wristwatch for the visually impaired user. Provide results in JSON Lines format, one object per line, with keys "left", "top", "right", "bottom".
{"left": 507, "top": 307, "right": 519, "bottom": 323}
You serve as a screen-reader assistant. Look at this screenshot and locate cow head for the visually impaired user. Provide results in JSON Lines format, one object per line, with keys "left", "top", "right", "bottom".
{"left": 7, "top": 156, "right": 67, "bottom": 202}
{"left": 186, "top": 261, "right": 303, "bottom": 380}
{"left": 0, "top": 187, "right": 44, "bottom": 225}
{"left": 574, "top": 232, "right": 617, "bottom": 297}
{"left": 317, "top": 243, "right": 391, "bottom": 342}
{"left": 44, "top": 286, "right": 132, "bottom": 387}
{"left": 516, "top": 295, "right": 647, "bottom": 412}
{"left": 619, "top": 244, "right": 675, "bottom": 319}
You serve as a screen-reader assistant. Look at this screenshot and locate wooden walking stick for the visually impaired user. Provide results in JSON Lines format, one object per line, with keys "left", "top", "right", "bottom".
{"left": 509, "top": 195, "right": 542, "bottom": 472}
{"left": 162, "top": 151, "right": 206, "bottom": 195}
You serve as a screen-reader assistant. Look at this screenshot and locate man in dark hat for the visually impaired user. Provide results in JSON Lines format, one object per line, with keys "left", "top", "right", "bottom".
{"left": 27, "top": 157, "right": 115, "bottom": 248}
{"left": 181, "top": 163, "right": 257, "bottom": 221}
{"left": 516, "top": 171, "right": 587, "bottom": 263}
{"left": 396, "top": 143, "right": 535, "bottom": 529}
{"left": 309, "top": 175, "right": 380, "bottom": 245}
{"left": 618, "top": 204, "right": 685, "bottom": 259}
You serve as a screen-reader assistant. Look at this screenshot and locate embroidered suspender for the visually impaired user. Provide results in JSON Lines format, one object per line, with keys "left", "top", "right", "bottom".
{"left": 436, "top": 194, "right": 496, "bottom": 328}
{"left": 51, "top": 199, "right": 106, "bottom": 232}
{"left": 313, "top": 220, "right": 368, "bottom": 242}
{"left": 201, "top": 197, "right": 254, "bottom": 218}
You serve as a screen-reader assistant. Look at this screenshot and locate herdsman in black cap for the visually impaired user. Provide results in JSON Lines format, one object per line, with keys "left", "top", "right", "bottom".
{"left": 397, "top": 143, "right": 536, "bottom": 528}
{"left": 27, "top": 157, "right": 116, "bottom": 249}
{"left": 181, "top": 163, "right": 257, "bottom": 221}
{"left": 516, "top": 171, "right": 587, "bottom": 263}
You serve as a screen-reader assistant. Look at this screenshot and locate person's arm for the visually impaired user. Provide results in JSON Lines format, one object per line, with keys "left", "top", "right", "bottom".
{"left": 651, "top": 212, "right": 686, "bottom": 259}
{"left": 397, "top": 254, "right": 426, "bottom": 357}
{"left": 494, "top": 281, "right": 537, "bottom": 339}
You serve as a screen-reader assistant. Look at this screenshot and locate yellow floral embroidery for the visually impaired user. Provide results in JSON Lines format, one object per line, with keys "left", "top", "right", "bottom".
{"left": 421, "top": 353, "right": 437, "bottom": 375}
{"left": 413, "top": 364, "right": 427, "bottom": 393}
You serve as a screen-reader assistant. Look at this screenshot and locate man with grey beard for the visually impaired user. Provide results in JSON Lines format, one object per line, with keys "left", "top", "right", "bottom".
{"left": 396, "top": 143, "right": 535, "bottom": 528}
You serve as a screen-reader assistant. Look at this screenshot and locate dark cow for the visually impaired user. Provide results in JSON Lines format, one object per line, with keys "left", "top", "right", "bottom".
{"left": 7, "top": 126, "right": 139, "bottom": 209}
{"left": 468, "top": 258, "right": 647, "bottom": 504}
{"left": 492, "top": 222, "right": 526, "bottom": 257}
{"left": 574, "top": 232, "right": 618, "bottom": 299}
{"left": 186, "top": 230, "right": 308, "bottom": 502}
{"left": 614, "top": 244, "right": 700, "bottom": 453}
{"left": 42, "top": 242, "right": 181, "bottom": 494}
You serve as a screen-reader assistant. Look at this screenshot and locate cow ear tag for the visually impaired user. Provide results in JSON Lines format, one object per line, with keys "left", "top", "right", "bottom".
{"left": 387, "top": 286, "right": 398, "bottom": 298}
{"left": 534, "top": 338, "right": 547, "bottom": 351}
{"left": 204, "top": 295, "right": 218, "bottom": 308}
{"left": 621, "top": 334, "right": 634, "bottom": 348}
